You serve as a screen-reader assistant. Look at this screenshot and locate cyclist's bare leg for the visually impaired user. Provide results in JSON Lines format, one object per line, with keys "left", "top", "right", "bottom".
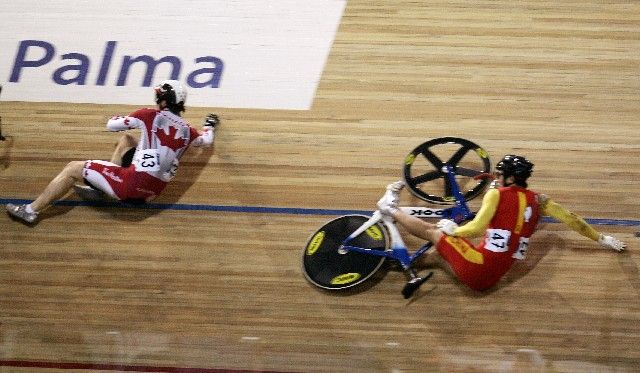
{"left": 110, "top": 134, "right": 138, "bottom": 165}
{"left": 31, "top": 161, "right": 85, "bottom": 212}
{"left": 418, "top": 249, "right": 457, "bottom": 278}
{"left": 391, "top": 210, "right": 443, "bottom": 243}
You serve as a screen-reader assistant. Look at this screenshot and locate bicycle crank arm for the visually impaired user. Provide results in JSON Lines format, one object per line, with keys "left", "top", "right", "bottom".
{"left": 401, "top": 271, "right": 434, "bottom": 299}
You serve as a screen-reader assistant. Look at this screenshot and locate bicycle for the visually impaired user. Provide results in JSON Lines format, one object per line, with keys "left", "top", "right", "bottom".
{"left": 301, "top": 137, "right": 493, "bottom": 298}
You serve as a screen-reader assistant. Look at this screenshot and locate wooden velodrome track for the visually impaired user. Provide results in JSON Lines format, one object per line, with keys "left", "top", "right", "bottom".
{"left": 1, "top": 1, "right": 639, "bottom": 372}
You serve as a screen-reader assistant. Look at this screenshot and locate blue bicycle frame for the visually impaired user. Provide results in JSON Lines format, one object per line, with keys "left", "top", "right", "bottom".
{"left": 339, "top": 165, "right": 476, "bottom": 271}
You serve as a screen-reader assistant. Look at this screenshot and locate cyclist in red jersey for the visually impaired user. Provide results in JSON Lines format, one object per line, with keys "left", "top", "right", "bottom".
{"left": 377, "top": 155, "right": 627, "bottom": 291}
{"left": 6, "top": 80, "right": 219, "bottom": 225}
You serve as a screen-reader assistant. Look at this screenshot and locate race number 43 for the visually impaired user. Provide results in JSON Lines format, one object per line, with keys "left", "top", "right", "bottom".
{"left": 134, "top": 149, "right": 161, "bottom": 172}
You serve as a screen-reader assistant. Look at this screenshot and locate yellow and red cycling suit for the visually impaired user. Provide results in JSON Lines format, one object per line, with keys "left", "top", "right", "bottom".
{"left": 436, "top": 185, "right": 600, "bottom": 291}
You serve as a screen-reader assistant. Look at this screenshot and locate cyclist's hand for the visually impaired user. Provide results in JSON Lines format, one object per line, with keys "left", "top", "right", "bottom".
{"left": 377, "top": 190, "right": 399, "bottom": 215}
{"left": 386, "top": 180, "right": 405, "bottom": 193}
{"left": 598, "top": 234, "right": 626, "bottom": 252}
{"left": 437, "top": 219, "right": 458, "bottom": 236}
{"left": 203, "top": 113, "right": 219, "bottom": 129}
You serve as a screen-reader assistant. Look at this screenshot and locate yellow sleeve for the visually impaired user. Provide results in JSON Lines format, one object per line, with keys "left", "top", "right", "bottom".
{"left": 540, "top": 198, "right": 600, "bottom": 241}
{"left": 453, "top": 188, "right": 500, "bottom": 238}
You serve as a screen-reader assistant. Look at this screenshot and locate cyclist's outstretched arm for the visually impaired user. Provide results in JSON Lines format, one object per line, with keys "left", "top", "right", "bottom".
{"left": 540, "top": 196, "right": 626, "bottom": 252}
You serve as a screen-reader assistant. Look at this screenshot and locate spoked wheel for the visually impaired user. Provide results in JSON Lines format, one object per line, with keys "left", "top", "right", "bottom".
{"left": 403, "top": 137, "right": 492, "bottom": 204}
{"left": 302, "top": 215, "right": 389, "bottom": 291}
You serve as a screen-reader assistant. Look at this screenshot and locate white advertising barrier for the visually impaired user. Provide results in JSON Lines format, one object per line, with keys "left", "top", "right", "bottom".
{"left": 0, "top": 1, "right": 346, "bottom": 109}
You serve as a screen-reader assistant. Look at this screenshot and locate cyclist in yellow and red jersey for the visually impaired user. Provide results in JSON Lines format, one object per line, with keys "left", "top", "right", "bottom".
{"left": 377, "top": 155, "right": 627, "bottom": 291}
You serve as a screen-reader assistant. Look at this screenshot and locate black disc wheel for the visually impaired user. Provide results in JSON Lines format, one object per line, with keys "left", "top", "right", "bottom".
{"left": 302, "top": 215, "right": 389, "bottom": 291}
{"left": 403, "top": 137, "right": 492, "bottom": 204}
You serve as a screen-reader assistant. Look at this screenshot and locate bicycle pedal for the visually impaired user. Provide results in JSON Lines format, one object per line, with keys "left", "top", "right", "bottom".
{"left": 401, "top": 272, "right": 434, "bottom": 299}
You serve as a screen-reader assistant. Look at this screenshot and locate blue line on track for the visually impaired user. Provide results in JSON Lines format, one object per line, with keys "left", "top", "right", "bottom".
{"left": 1, "top": 198, "right": 638, "bottom": 226}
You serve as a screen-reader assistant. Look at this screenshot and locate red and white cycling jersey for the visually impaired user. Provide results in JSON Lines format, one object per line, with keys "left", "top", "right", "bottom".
{"left": 83, "top": 108, "right": 212, "bottom": 201}
{"left": 108, "top": 108, "right": 203, "bottom": 182}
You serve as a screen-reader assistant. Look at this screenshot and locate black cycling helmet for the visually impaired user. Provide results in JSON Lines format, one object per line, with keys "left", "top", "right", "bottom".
{"left": 495, "top": 154, "right": 534, "bottom": 187}
{"left": 154, "top": 80, "right": 187, "bottom": 114}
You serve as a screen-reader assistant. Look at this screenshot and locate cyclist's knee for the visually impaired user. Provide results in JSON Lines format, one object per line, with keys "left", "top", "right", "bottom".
{"left": 117, "top": 133, "right": 137, "bottom": 148}
{"left": 63, "top": 161, "right": 86, "bottom": 178}
{"left": 427, "top": 228, "right": 443, "bottom": 244}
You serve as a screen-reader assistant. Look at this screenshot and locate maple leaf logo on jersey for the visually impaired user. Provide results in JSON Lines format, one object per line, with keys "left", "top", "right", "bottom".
{"left": 155, "top": 125, "right": 188, "bottom": 151}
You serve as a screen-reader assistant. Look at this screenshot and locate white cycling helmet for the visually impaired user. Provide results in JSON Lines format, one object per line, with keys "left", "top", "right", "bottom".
{"left": 154, "top": 80, "right": 187, "bottom": 112}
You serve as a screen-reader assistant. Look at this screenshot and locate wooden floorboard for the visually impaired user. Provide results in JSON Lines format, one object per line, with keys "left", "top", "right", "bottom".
{"left": 1, "top": 1, "right": 639, "bottom": 371}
